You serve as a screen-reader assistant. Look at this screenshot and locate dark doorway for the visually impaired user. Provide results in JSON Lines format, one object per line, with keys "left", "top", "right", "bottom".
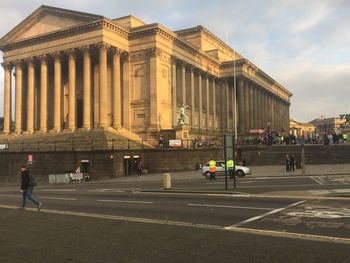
{"left": 77, "top": 99, "right": 83, "bottom": 128}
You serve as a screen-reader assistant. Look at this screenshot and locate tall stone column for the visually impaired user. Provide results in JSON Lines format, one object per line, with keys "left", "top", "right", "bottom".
{"left": 181, "top": 62, "right": 186, "bottom": 106}
{"left": 244, "top": 80, "right": 250, "bottom": 131}
{"left": 40, "top": 56, "right": 48, "bottom": 132}
{"left": 68, "top": 51, "right": 76, "bottom": 130}
{"left": 99, "top": 44, "right": 108, "bottom": 127}
{"left": 213, "top": 79, "right": 216, "bottom": 131}
{"left": 3, "top": 63, "right": 12, "bottom": 134}
{"left": 253, "top": 85, "right": 258, "bottom": 129}
{"left": 232, "top": 78, "right": 238, "bottom": 138}
{"left": 15, "top": 62, "right": 23, "bottom": 133}
{"left": 112, "top": 48, "right": 121, "bottom": 129}
{"left": 258, "top": 86, "right": 264, "bottom": 129}
{"left": 238, "top": 78, "right": 245, "bottom": 133}
{"left": 149, "top": 47, "right": 162, "bottom": 131}
{"left": 206, "top": 75, "right": 210, "bottom": 130}
{"left": 267, "top": 93, "right": 272, "bottom": 128}
{"left": 82, "top": 47, "right": 91, "bottom": 130}
{"left": 27, "top": 60, "right": 35, "bottom": 133}
{"left": 261, "top": 91, "right": 266, "bottom": 128}
{"left": 225, "top": 80, "right": 230, "bottom": 131}
{"left": 171, "top": 57, "right": 177, "bottom": 127}
{"left": 198, "top": 72, "right": 202, "bottom": 130}
{"left": 122, "top": 53, "right": 131, "bottom": 129}
{"left": 249, "top": 82, "right": 254, "bottom": 130}
{"left": 190, "top": 67, "right": 195, "bottom": 128}
{"left": 53, "top": 53, "right": 62, "bottom": 132}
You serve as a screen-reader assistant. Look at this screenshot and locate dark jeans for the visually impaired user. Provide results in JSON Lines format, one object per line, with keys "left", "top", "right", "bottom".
{"left": 229, "top": 169, "right": 234, "bottom": 178}
{"left": 22, "top": 186, "right": 40, "bottom": 208}
{"left": 210, "top": 172, "right": 216, "bottom": 180}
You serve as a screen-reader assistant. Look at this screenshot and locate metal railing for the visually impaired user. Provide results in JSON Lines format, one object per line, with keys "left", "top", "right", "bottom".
{"left": 0, "top": 138, "right": 223, "bottom": 152}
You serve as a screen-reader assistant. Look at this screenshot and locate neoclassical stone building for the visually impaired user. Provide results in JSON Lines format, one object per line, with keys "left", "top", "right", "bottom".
{"left": 0, "top": 5, "right": 292, "bottom": 142}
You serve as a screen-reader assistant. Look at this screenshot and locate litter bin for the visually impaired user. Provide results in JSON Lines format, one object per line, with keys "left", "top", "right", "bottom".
{"left": 163, "top": 173, "right": 171, "bottom": 189}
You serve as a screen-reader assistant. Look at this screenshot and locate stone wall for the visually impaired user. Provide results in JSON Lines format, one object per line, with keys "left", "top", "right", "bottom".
{"left": 1, "top": 145, "right": 349, "bottom": 182}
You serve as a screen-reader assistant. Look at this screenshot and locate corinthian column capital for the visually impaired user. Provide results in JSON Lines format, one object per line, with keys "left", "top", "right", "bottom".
{"left": 96, "top": 42, "right": 111, "bottom": 50}
{"left": 110, "top": 47, "right": 122, "bottom": 56}
{"left": 38, "top": 54, "right": 49, "bottom": 64}
{"left": 1, "top": 61, "right": 13, "bottom": 70}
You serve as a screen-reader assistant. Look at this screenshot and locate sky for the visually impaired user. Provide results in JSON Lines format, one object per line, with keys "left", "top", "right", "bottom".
{"left": 0, "top": 0, "right": 349, "bottom": 123}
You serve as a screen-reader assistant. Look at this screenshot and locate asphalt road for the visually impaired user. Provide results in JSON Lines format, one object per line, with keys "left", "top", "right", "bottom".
{"left": 0, "top": 176, "right": 349, "bottom": 262}
{"left": 79, "top": 174, "right": 350, "bottom": 195}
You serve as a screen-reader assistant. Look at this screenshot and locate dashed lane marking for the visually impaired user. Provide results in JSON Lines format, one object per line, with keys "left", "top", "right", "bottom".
{"left": 88, "top": 189, "right": 127, "bottom": 193}
{"left": 187, "top": 203, "right": 273, "bottom": 210}
{"left": 0, "top": 204, "right": 349, "bottom": 245}
{"left": 230, "top": 200, "right": 307, "bottom": 227}
{"left": 41, "top": 189, "right": 77, "bottom": 192}
{"left": 0, "top": 194, "right": 77, "bottom": 201}
{"left": 41, "top": 196, "right": 77, "bottom": 201}
{"left": 97, "top": 200, "right": 154, "bottom": 204}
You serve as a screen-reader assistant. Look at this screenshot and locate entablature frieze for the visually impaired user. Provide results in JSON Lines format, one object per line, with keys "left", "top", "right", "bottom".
{"left": 0, "top": 19, "right": 128, "bottom": 52}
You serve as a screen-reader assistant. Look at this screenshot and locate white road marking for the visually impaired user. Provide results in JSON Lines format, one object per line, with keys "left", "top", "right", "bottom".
{"left": 97, "top": 200, "right": 154, "bottom": 204}
{"left": 0, "top": 204, "right": 349, "bottom": 245}
{"left": 41, "top": 189, "right": 77, "bottom": 192}
{"left": 309, "top": 189, "right": 350, "bottom": 195}
{"left": 0, "top": 194, "right": 21, "bottom": 198}
{"left": 206, "top": 183, "right": 317, "bottom": 188}
{"left": 188, "top": 203, "right": 273, "bottom": 211}
{"left": 88, "top": 189, "right": 126, "bottom": 193}
{"left": 40, "top": 196, "right": 77, "bottom": 201}
{"left": 230, "top": 200, "right": 307, "bottom": 227}
{"left": 206, "top": 193, "right": 253, "bottom": 197}
{"left": 0, "top": 194, "right": 76, "bottom": 201}
{"left": 310, "top": 176, "right": 325, "bottom": 185}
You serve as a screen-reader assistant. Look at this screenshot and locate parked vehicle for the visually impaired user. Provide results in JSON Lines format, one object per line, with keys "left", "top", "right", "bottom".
{"left": 201, "top": 160, "right": 251, "bottom": 178}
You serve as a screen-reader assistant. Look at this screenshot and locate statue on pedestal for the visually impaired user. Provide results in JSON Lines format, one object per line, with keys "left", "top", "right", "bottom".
{"left": 177, "top": 104, "right": 189, "bottom": 126}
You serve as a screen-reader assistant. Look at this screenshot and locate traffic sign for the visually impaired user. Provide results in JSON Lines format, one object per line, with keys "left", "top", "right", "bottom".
{"left": 28, "top": 154, "right": 33, "bottom": 162}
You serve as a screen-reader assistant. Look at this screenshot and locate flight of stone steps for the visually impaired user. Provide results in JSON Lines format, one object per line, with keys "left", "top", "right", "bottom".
{"left": 0, "top": 128, "right": 154, "bottom": 152}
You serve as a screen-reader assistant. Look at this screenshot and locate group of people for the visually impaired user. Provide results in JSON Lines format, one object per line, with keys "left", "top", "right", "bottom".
{"left": 245, "top": 130, "right": 349, "bottom": 146}
{"left": 207, "top": 159, "right": 235, "bottom": 180}
{"left": 285, "top": 154, "right": 296, "bottom": 172}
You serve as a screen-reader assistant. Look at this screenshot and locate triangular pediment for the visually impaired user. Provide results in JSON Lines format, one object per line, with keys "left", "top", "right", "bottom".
{"left": 1, "top": 5, "right": 103, "bottom": 44}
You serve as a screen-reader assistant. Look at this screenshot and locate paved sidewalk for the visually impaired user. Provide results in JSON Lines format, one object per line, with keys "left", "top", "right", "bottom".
{"left": 95, "top": 164, "right": 350, "bottom": 184}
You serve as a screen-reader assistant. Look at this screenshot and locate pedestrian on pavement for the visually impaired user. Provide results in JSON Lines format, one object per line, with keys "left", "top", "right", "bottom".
{"left": 19, "top": 164, "right": 42, "bottom": 211}
{"left": 290, "top": 155, "right": 295, "bottom": 172}
{"left": 285, "top": 154, "right": 290, "bottom": 171}
{"left": 137, "top": 159, "right": 143, "bottom": 177}
{"left": 209, "top": 159, "right": 216, "bottom": 180}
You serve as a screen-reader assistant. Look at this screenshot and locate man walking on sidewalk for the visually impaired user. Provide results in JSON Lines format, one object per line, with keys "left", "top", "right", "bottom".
{"left": 19, "top": 164, "right": 42, "bottom": 211}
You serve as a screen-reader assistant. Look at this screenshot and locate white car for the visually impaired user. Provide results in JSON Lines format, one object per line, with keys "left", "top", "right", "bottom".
{"left": 201, "top": 160, "right": 251, "bottom": 178}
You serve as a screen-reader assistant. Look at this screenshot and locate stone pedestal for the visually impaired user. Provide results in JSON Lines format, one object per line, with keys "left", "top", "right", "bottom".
{"left": 175, "top": 125, "right": 189, "bottom": 140}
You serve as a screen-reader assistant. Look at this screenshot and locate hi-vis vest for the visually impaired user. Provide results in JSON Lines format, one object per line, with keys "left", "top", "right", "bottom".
{"left": 209, "top": 160, "right": 216, "bottom": 173}
{"left": 227, "top": 159, "right": 234, "bottom": 169}
{"left": 343, "top": 134, "right": 348, "bottom": 139}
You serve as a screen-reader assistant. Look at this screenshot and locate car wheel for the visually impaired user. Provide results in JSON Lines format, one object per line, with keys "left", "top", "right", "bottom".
{"left": 204, "top": 171, "right": 210, "bottom": 179}
{"left": 236, "top": 170, "right": 245, "bottom": 177}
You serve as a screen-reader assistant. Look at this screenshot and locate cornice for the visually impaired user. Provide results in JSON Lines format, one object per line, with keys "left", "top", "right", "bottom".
{"left": 0, "top": 18, "right": 129, "bottom": 52}
{"left": 130, "top": 24, "right": 220, "bottom": 67}
{"left": 176, "top": 25, "right": 244, "bottom": 60}
{"left": 221, "top": 59, "right": 293, "bottom": 97}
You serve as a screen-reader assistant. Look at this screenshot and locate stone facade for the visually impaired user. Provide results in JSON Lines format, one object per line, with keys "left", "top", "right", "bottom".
{"left": 0, "top": 5, "right": 292, "bottom": 141}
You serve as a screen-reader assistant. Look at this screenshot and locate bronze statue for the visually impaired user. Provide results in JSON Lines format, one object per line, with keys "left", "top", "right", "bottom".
{"left": 178, "top": 104, "right": 190, "bottom": 126}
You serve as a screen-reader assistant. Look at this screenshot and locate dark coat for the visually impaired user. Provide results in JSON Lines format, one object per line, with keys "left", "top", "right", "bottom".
{"left": 20, "top": 169, "right": 30, "bottom": 190}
